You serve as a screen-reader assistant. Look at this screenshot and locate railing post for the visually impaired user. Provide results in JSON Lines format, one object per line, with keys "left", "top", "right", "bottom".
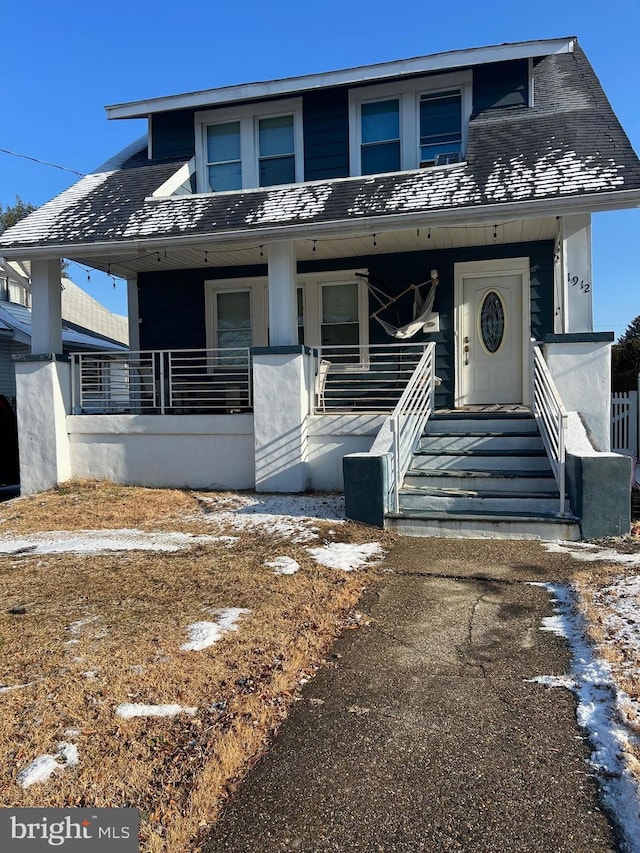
{"left": 391, "top": 417, "right": 400, "bottom": 514}
{"left": 71, "top": 353, "right": 78, "bottom": 414}
{"left": 167, "top": 351, "right": 174, "bottom": 409}
{"left": 559, "top": 414, "right": 566, "bottom": 516}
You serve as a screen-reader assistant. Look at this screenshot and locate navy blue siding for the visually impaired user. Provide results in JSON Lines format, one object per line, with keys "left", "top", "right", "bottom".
{"left": 138, "top": 242, "right": 553, "bottom": 407}
{"left": 151, "top": 111, "right": 196, "bottom": 160}
{"left": 303, "top": 89, "right": 350, "bottom": 181}
{"left": 137, "top": 265, "right": 266, "bottom": 350}
{"left": 473, "top": 60, "right": 529, "bottom": 113}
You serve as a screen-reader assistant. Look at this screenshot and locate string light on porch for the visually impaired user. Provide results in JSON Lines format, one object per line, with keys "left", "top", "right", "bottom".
{"left": 372, "top": 233, "right": 377, "bottom": 248}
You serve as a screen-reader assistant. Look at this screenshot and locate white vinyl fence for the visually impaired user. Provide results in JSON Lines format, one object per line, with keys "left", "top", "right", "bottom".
{"left": 611, "top": 390, "right": 638, "bottom": 458}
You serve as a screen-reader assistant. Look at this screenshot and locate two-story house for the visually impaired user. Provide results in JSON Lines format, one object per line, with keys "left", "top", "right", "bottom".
{"left": 1, "top": 37, "right": 639, "bottom": 538}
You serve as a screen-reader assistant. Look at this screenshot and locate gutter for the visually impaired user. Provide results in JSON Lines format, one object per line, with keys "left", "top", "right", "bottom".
{"left": 1, "top": 187, "right": 640, "bottom": 262}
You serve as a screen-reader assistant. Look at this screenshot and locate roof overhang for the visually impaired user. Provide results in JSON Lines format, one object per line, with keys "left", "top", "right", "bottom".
{"left": 2, "top": 185, "right": 638, "bottom": 270}
{"left": 106, "top": 37, "right": 575, "bottom": 120}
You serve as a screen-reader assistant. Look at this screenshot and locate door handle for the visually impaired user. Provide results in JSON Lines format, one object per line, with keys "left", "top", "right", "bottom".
{"left": 464, "top": 343, "right": 469, "bottom": 366}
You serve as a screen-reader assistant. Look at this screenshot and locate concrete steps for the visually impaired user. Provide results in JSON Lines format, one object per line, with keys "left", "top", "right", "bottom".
{"left": 389, "top": 412, "right": 579, "bottom": 540}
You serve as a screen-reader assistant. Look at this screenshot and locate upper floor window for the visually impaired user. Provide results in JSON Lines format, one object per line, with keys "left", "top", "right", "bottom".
{"left": 419, "top": 90, "right": 462, "bottom": 166}
{"left": 349, "top": 72, "right": 471, "bottom": 177}
{"left": 206, "top": 122, "right": 242, "bottom": 191}
{"left": 360, "top": 100, "right": 401, "bottom": 175}
{"left": 196, "top": 98, "right": 303, "bottom": 193}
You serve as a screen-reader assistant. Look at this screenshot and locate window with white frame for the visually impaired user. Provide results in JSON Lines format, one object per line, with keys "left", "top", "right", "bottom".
{"left": 360, "top": 99, "right": 401, "bottom": 175}
{"left": 196, "top": 98, "right": 303, "bottom": 193}
{"left": 205, "top": 271, "right": 368, "bottom": 352}
{"left": 419, "top": 89, "right": 463, "bottom": 166}
{"left": 349, "top": 72, "right": 471, "bottom": 177}
{"left": 205, "top": 279, "right": 268, "bottom": 352}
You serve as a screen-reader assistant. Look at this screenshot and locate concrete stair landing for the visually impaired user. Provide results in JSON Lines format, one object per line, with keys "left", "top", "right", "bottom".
{"left": 387, "top": 412, "right": 580, "bottom": 540}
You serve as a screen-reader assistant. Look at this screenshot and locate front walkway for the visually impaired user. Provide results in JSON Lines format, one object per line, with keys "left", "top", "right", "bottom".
{"left": 203, "top": 538, "right": 617, "bottom": 853}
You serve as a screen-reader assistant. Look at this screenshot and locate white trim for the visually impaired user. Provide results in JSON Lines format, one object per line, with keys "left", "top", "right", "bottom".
{"left": 195, "top": 98, "right": 303, "bottom": 193}
{"left": 528, "top": 58, "right": 535, "bottom": 108}
{"left": 454, "top": 257, "right": 531, "bottom": 406}
{"left": 106, "top": 38, "right": 575, "bottom": 119}
{"left": 152, "top": 158, "right": 196, "bottom": 198}
{"left": 147, "top": 116, "right": 153, "bottom": 160}
{"left": 348, "top": 72, "right": 472, "bottom": 177}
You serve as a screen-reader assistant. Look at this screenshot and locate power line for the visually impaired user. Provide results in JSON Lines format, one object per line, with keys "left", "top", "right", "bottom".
{"left": 0, "top": 147, "right": 85, "bottom": 178}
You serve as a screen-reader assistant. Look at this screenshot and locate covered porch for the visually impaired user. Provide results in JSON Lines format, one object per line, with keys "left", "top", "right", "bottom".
{"left": 9, "top": 210, "right": 629, "bottom": 539}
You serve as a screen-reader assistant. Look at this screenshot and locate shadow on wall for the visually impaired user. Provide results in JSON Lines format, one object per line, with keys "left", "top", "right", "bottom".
{"left": 0, "top": 395, "right": 19, "bottom": 487}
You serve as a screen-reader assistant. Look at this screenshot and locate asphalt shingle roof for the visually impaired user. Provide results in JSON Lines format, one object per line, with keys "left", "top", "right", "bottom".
{"left": 2, "top": 44, "right": 639, "bottom": 253}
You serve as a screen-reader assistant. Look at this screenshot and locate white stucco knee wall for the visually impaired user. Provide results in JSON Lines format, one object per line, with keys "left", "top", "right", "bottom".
{"left": 15, "top": 357, "right": 72, "bottom": 494}
{"left": 543, "top": 335, "right": 613, "bottom": 451}
{"left": 67, "top": 414, "right": 255, "bottom": 489}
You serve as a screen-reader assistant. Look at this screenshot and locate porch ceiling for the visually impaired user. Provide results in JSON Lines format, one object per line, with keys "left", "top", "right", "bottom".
{"left": 73, "top": 217, "right": 559, "bottom": 279}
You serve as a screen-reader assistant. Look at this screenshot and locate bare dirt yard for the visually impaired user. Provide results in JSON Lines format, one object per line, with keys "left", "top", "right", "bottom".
{"left": 0, "top": 481, "right": 389, "bottom": 851}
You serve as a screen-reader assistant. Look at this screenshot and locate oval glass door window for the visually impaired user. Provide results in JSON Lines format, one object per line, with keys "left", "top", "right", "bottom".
{"left": 479, "top": 291, "right": 505, "bottom": 353}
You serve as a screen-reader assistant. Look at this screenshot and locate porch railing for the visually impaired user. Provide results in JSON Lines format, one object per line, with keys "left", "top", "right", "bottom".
{"left": 71, "top": 348, "right": 252, "bottom": 414}
{"left": 312, "top": 342, "right": 428, "bottom": 414}
{"left": 388, "top": 342, "right": 437, "bottom": 513}
{"left": 530, "top": 341, "right": 568, "bottom": 515}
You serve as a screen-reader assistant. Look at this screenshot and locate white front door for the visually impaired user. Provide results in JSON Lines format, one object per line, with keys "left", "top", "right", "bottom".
{"left": 456, "top": 259, "right": 530, "bottom": 406}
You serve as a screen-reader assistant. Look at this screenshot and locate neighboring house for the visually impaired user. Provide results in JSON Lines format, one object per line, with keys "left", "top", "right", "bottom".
{"left": 0, "top": 36, "right": 638, "bottom": 538}
{"left": 0, "top": 262, "right": 128, "bottom": 406}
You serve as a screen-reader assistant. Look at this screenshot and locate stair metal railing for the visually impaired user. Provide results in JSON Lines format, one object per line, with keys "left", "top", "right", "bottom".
{"left": 530, "top": 340, "right": 568, "bottom": 515}
{"left": 388, "top": 342, "right": 437, "bottom": 513}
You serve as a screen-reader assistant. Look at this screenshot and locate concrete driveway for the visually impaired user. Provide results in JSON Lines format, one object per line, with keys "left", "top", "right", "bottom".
{"left": 202, "top": 538, "right": 618, "bottom": 853}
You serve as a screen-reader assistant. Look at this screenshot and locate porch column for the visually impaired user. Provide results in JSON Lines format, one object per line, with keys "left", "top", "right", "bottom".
{"left": 268, "top": 241, "right": 297, "bottom": 346}
{"left": 127, "top": 278, "right": 140, "bottom": 350}
{"left": 557, "top": 215, "right": 593, "bottom": 332}
{"left": 252, "top": 346, "right": 311, "bottom": 492}
{"left": 31, "top": 259, "right": 63, "bottom": 353}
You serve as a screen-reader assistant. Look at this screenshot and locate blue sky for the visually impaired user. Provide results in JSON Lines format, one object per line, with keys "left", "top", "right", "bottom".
{"left": 2, "top": 0, "right": 639, "bottom": 336}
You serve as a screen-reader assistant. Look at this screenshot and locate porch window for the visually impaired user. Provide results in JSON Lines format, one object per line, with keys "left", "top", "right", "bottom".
{"left": 206, "top": 121, "right": 242, "bottom": 192}
{"left": 216, "top": 290, "right": 252, "bottom": 350}
{"left": 297, "top": 288, "right": 305, "bottom": 345}
{"left": 360, "top": 100, "right": 401, "bottom": 175}
{"left": 321, "top": 282, "right": 360, "bottom": 347}
{"left": 419, "top": 90, "right": 462, "bottom": 166}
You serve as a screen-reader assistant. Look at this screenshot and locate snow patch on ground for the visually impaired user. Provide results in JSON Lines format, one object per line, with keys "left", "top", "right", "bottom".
{"left": 197, "top": 494, "right": 345, "bottom": 543}
{"left": 0, "top": 529, "right": 234, "bottom": 555}
{"left": 526, "top": 675, "right": 576, "bottom": 690}
{"left": 182, "top": 607, "right": 251, "bottom": 651}
{"left": 116, "top": 703, "right": 197, "bottom": 719}
{"left": 533, "top": 582, "right": 640, "bottom": 852}
{"left": 265, "top": 556, "right": 300, "bottom": 575}
{"left": 17, "top": 742, "right": 79, "bottom": 788}
{"left": 0, "top": 682, "right": 33, "bottom": 694}
{"left": 307, "top": 542, "right": 385, "bottom": 572}
{"left": 544, "top": 541, "right": 640, "bottom": 566}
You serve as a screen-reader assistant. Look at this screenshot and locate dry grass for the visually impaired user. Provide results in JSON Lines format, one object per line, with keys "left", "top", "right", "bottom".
{"left": 572, "top": 547, "right": 640, "bottom": 791}
{"left": 0, "top": 482, "right": 388, "bottom": 851}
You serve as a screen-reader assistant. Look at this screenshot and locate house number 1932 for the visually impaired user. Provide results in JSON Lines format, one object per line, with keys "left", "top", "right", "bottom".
{"left": 568, "top": 273, "right": 591, "bottom": 293}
